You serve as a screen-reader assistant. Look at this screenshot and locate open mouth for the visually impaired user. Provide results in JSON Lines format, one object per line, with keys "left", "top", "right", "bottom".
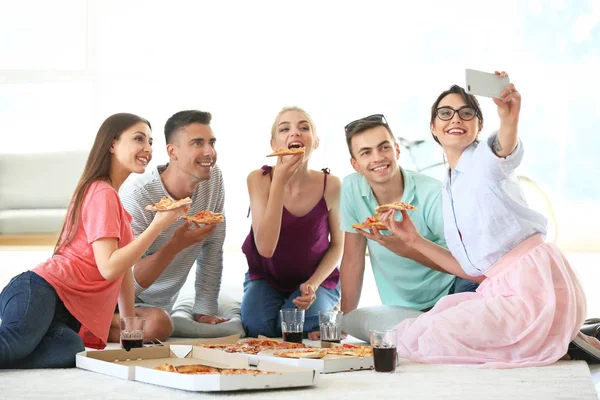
{"left": 136, "top": 156, "right": 149, "bottom": 166}
{"left": 197, "top": 160, "right": 213, "bottom": 168}
{"left": 446, "top": 128, "right": 466, "bottom": 136}
{"left": 371, "top": 164, "right": 390, "bottom": 174}
{"left": 288, "top": 141, "right": 305, "bottom": 150}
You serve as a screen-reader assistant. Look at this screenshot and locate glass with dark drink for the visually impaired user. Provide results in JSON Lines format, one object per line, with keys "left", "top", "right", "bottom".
{"left": 121, "top": 338, "right": 144, "bottom": 351}
{"left": 370, "top": 329, "right": 398, "bottom": 373}
{"left": 283, "top": 331, "right": 303, "bottom": 344}
{"left": 319, "top": 310, "right": 343, "bottom": 347}
{"left": 120, "top": 317, "right": 145, "bottom": 351}
{"left": 280, "top": 308, "right": 305, "bottom": 344}
{"left": 373, "top": 346, "right": 398, "bottom": 372}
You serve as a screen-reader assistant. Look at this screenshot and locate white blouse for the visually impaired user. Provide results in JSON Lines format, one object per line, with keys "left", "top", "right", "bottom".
{"left": 442, "top": 133, "right": 547, "bottom": 276}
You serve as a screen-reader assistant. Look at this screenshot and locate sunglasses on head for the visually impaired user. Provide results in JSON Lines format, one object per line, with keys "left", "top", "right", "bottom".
{"left": 344, "top": 114, "right": 388, "bottom": 134}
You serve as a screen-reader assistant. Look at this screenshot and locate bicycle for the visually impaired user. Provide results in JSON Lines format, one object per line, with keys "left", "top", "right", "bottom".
{"left": 396, "top": 136, "right": 558, "bottom": 243}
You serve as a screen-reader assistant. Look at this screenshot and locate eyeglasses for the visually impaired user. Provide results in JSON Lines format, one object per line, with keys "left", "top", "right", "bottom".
{"left": 435, "top": 106, "right": 478, "bottom": 121}
{"left": 344, "top": 114, "right": 388, "bottom": 133}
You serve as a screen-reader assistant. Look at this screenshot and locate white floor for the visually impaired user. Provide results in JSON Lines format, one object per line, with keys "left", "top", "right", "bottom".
{"left": 1, "top": 247, "right": 600, "bottom": 397}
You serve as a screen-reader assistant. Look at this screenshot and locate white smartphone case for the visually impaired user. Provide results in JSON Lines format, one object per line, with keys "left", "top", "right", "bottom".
{"left": 465, "top": 69, "right": 510, "bottom": 99}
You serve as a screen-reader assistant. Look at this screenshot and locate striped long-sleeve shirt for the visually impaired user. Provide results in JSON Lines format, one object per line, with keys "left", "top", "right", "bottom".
{"left": 119, "top": 164, "right": 226, "bottom": 316}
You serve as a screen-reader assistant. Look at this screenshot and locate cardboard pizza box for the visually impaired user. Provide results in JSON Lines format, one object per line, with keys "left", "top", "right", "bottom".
{"left": 249, "top": 336, "right": 374, "bottom": 374}
{"left": 252, "top": 348, "right": 374, "bottom": 374}
{"left": 76, "top": 344, "right": 319, "bottom": 392}
{"left": 159, "top": 334, "right": 241, "bottom": 346}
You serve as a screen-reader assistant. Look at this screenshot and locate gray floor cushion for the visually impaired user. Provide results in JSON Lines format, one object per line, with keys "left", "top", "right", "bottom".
{"left": 342, "top": 305, "right": 423, "bottom": 342}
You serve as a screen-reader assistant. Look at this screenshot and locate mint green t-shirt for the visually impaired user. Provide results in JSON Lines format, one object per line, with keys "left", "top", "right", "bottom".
{"left": 340, "top": 168, "right": 455, "bottom": 310}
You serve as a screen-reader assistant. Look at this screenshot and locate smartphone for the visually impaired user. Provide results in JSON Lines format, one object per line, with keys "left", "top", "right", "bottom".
{"left": 465, "top": 69, "right": 509, "bottom": 99}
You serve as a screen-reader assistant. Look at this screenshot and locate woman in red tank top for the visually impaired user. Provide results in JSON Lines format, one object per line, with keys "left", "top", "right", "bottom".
{"left": 241, "top": 107, "right": 343, "bottom": 340}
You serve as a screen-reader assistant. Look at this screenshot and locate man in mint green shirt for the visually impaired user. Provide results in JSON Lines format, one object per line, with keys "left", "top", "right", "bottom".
{"left": 340, "top": 114, "right": 478, "bottom": 313}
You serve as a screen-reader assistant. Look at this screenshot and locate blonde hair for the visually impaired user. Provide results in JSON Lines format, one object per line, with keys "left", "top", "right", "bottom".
{"left": 270, "top": 106, "right": 317, "bottom": 139}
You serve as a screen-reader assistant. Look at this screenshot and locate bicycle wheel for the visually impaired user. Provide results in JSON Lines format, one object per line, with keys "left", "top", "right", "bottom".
{"left": 518, "top": 176, "right": 558, "bottom": 243}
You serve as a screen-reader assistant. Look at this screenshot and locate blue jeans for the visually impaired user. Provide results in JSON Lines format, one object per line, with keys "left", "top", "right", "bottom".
{"left": 241, "top": 273, "right": 341, "bottom": 338}
{"left": 0, "top": 271, "right": 84, "bottom": 369}
{"left": 449, "top": 276, "right": 479, "bottom": 294}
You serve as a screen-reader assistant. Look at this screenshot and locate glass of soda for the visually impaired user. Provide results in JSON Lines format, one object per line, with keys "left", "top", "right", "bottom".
{"left": 319, "top": 310, "right": 343, "bottom": 345}
{"left": 370, "top": 329, "right": 398, "bottom": 373}
{"left": 280, "top": 308, "right": 305, "bottom": 343}
{"left": 120, "top": 317, "right": 145, "bottom": 351}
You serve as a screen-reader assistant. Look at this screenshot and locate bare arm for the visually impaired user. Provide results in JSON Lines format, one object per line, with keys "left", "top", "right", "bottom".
{"left": 132, "top": 222, "right": 216, "bottom": 288}
{"left": 247, "top": 169, "right": 284, "bottom": 258}
{"left": 340, "top": 232, "right": 367, "bottom": 314}
{"left": 380, "top": 210, "right": 484, "bottom": 283}
{"left": 492, "top": 71, "right": 521, "bottom": 157}
{"left": 355, "top": 227, "right": 450, "bottom": 274}
{"left": 411, "top": 236, "right": 484, "bottom": 283}
{"left": 248, "top": 155, "right": 303, "bottom": 258}
{"left": 292, "top": 175, "right": 344, "bottom": 310}
{"left": 91, "top": 208, "right": 181, "bottom": 282}
{"left": 117, "top": 268, "right": 135, "bottom": 318}
{"left": 306, "top": 175, "right": 343, "bottom": 287}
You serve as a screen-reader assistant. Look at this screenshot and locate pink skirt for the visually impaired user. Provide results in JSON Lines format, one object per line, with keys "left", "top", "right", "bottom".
{"left": 394, "top": 234, "right": 587, "bottom": 368}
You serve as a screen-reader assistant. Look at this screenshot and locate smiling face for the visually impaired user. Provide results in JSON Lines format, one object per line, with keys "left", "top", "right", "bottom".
{"left": 167, "top": 122, "right": 216, "bottom": 183}
{"left": 110, "top": 121, "right": 153, "bottom": 175}
{"left": 349, "top": 125, "right": 400, "bottom": 185}
{"left": 431, "top": 93, "right": 481, "bottom": 153}
{"left": 271, "top": 109, "right": 318, "bottom": 161}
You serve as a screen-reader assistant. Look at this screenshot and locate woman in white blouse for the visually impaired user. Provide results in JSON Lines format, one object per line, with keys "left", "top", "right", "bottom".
{"left": 381, "top": 71, "right": 599, "bottom": 367}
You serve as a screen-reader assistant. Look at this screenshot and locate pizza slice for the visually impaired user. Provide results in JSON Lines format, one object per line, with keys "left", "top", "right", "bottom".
{"left": 352, "top": 214, "right": 387, "bottom": 231}
{"left": 266, "top": 147, "right": 306, "bottom": 157}
{"left": 182, "top": 210, "right": 224, "bottom": 225}
{"left": 145, "top": 196, "right": 193, "bottom": 211}
{"left": 219, "top": 369, "right": 278, "bottom": 376}
{"left": 326, "top": 345, "right": 373, "bottom": 357}
{"left": 154, "top": 363, "right": 177, "bottom": 372}
{"left": 175, "top": 365, "right": 221, "bottom": 374}
{"left": 273, "top": 348, "right": 328, "bottom": 359}
{"left": 375, "top": 201, "right": 417, "bottom": 213}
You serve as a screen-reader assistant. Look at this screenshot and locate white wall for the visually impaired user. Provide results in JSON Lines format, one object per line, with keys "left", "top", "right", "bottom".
{"left": 1, "top": 0, "right": 599, "bottom": 250}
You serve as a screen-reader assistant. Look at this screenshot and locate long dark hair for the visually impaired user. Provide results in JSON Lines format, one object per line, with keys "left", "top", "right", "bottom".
{"left": 54, "top": 113, "right": 151, "bottom": 255}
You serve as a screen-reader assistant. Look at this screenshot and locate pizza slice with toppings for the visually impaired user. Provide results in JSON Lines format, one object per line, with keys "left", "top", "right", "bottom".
{"left": 375, "top": 201, "right": 417, "bottom": 213}
{"left": 273, "top": 348, "right": 328, "bottom": 359}
{"left": 266, "top": 147, "right": 305, "bottom": 157}
{"left": 352, "top": 214, "right": 387, "bottom": 230}
{"left": 182, "top": 210, "right": 224, "bottom": 224}
{"left": 145, "top": 196, "right": 193, "bottom": 211}
{"left": 326, "top": 344, "right": 373, "bottom": 357}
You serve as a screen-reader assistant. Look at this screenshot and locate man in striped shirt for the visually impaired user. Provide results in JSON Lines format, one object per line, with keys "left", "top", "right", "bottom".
{"left": 108, "top": 110, "right": 243, "bottom": 343}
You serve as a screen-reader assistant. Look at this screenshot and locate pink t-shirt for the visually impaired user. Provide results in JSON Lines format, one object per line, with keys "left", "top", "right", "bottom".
{"left": 34, "top": 180, "right": 134, "bottom": 349}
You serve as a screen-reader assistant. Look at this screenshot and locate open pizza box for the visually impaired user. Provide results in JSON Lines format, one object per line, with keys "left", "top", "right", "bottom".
{"left": 241, "top": 337, "right": 374, "bottom": 374}
{"left": 252, "top": 348, "right": 374, "bottom": 374}
{"left": 158, "top": 333, "right": 240, "bottom": 346}
{"left": 76, "top": 345, "right": 319, "bottom": 392}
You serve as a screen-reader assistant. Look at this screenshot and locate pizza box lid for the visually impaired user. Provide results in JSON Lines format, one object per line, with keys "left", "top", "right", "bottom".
{"left": 253, "top": 347, "right": 374, "bottom": 374}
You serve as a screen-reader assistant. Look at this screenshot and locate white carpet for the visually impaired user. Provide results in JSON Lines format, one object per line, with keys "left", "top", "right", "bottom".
{"left": 0, "top": 360, "right": 596, "bottom": 399}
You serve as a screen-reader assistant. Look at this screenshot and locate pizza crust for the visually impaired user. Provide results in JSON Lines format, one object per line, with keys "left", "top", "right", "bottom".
{"left": 266, "top": 147, "right": 306, "bottom": 157}
{"left": 374, "top": 201, "right": 417, "bottom": 213}
{"left": 154, "top": 363, "right": 277, "bottom": 375}
{"left": 326, "top": 345, "right": 373, "bottom": 357}
{"left": 352, "top": 214, "right": 387, "bottom": 230}
{"left": 196, "top": 338, "right": 306, "bottom": 355}
{"left": 145, "top": 196, "right": 193, "bottom": 211}
{"left": 273, "top": 348, "right": 328, "bottom": 359}
{"left": 182, "top": 210, "right": 224, "bottom": 224}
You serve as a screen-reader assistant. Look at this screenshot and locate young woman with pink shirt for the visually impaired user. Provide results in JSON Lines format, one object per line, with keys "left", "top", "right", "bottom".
{"left": 0, "top": 113, "right": 184, "bottom": 368}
